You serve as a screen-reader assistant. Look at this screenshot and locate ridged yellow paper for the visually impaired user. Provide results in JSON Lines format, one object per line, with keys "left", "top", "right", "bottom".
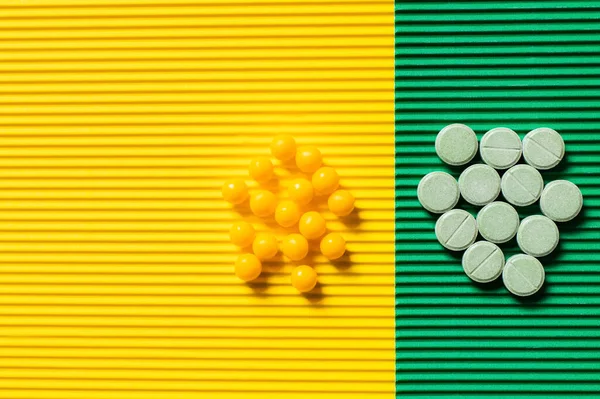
{"left": 0, "top": 1, "right": 395, "bottom": 398}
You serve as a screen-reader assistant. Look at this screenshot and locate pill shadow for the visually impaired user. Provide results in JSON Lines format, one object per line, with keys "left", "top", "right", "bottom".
{"left": 538, "top": 241, "right": 563, "bottom": 267}
{"left": 447, "top": 249, "right": 463, "bottom": 262}
{"left": 302, "top": 282, "right": 324, "bottom": 306}
{"left": 445, "top": 160, "right": 477, "bottom": 175}
{"left": 258, "top": 178, "right": 282, "bottom": 192}
{"left": 264, "top": 253, "right": 286, "bottom": 273}
{"left": 540, "top": 151, "right": 570, "bottom": 178}
{"left": 340, "top": 208, "right": 363, "bottom": 230}
{"left": 515, "top": 203, "right": 540, "bottom": 219}
{"left": 558, "top": 204, "right": 586, "bottom": 233}
{"left": 311, "top": 192, "right": 330, "bottom": 211}
{"left": 278, "top": 158, "right": 298, "bottom": 170}
{"left": 245, "top": 253, "right": 286, "bottom": 297}
{"left": 515, "top": 281, "right": 548, "bottom": 305}
{"left": 232, "top": 201, "right": 253, "bottom": 217}
{"left": 537, "top": 206, "right": 585, "bottom": 268}
{"left": 246, "top": 278, "right": 269, "bottom": 297}
{"left": 474, "top": 277, "right": 504, "bottom": 292}
{"left": 232, "top": 202, "right": 282, "bottom": 231}
{"left": 330, "top": 250, "right": 353, "bottom": 272}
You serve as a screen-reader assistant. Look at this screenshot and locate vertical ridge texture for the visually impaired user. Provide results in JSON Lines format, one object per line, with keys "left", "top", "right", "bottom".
{"left": 395, "top": 1, "right": 600, "bottom": 397}
{"left": 0, "top": 1, "right": 396, "bottom": 398}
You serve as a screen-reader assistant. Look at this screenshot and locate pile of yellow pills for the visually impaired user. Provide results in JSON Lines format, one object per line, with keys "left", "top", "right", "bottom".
{"left": 291, "top": 265, "right": 318, "bottom": 293}
{"left": 221, "top": 178, "right": 248, "bottom": 205}
{"left": 312, "top": 166, "right": 339, "bottom": 196}
{"left": 275, "top": 200, "right": 301, "bottom": 228}
{"left": 222, "top": 136, "right": 355, "bottom": 294}
{"left": 320, "top": 232, "right": 346, "bottom": 260}
{"left": 299, "top": 211, "right": 326, "bottom": 240}
{"left": 271, "top": 135, "right": 296, "bottom": 161}
{"left": 229, "top": 221, "right": 255, "bottom": 248}
{"left": 288, "top": 178, "right": 314, "bottom": 205}
{"left": 328, "top": 189, "right": 355, "bottom": 217}
{"left": 281, "top": 234, "right": 309, "bottom": 261}
{"left": 249, "top": 156, "right": 273, "bottom": 183}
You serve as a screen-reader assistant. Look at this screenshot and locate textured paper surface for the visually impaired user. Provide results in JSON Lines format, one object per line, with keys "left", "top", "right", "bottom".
{"left": 0, "top": 1, "right": 395, "bottom": 398}
{"left": 396, "top": 1, "right": 600, "bottom": 397}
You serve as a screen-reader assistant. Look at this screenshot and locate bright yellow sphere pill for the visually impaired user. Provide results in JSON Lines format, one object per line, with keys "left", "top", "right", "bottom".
{"left": 291, "top": 265, "right": 318, "bottom": 293}
{"left": 248, "top": 156, "right": 273, "bottom": 183}
{"left": 328, "top": 189, "right": 355, "bottom": 217}
{"left": 249, "top": 190, "right": 277, "bottom": 217}
{"left": 296, "top": 145, "right": 322, "bottom": 173}
{"left": 280, "top": 233, "right": 309, "bottom": 261}
{"left": 229, "top": 221, "right": 255, "bottom": 248}
{"left": 252, "top": 232, "right": 278, "bottom": 260}
{"left": 275, "top": 200, "right": 301, "bottom": 228}
{"left": 271, "top": 135, "right": 296, "bottom": 161}
{"left": 288, "top": 178, "right": 314, "bottom": 206}
{"left": 320, "top": 232, "right": 346, "bottom": 260}
{"left": 299, "top": 211, "right": 326, "bottom": 240}
{"left": 221, "top": 179, "right": 248, "bottom": 205}
{"left": 312, "top": 166, "right": 340, "bottom": 196}
{"left": 235, "top": 254, "right": 262, "bottom": 282}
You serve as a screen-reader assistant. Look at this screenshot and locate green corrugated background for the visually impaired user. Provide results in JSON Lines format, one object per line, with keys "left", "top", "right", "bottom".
{"left": 395, "top": 1, "right": 600, "bottom": 397}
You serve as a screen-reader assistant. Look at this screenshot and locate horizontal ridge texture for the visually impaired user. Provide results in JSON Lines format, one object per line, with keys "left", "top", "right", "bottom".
{"left": 395, "top": 1, "right": 600, "bottom": 397}
{"left": 0, "top": 1, "right": 395, "bottom": 398}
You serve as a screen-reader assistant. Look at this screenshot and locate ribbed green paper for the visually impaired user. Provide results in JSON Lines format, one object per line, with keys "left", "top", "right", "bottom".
{"left": 395, "top": 1, "right": 600, "bottom": 397}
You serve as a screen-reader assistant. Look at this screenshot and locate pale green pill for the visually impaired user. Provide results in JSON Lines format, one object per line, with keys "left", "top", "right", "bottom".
{"left": 476, "top": 201, "right": 520, "bottom": 244}
{"left": 501, "top": 164, "right": 544, "bottom": 207}
{"left": 523, "top": 127, "right": 565, "bottom": 170}
{"left": 462, "top": 241, "right": 505, "bottom": 283}
{"left": 417, "top": 171, "right": 459, "bottom": 214}
{"left": 435, "top": 123, "right": 478, "bottom": 166}
{"left": 503, "top": 254, "right": 545, "bottom": 297}
{"left": 458, "top": 164, "right": 501, "bottom": 206}
{"left": 480, "top": 127, "right": 522, "bottom": 170}
{"left": 435, "top": 209, "right": 478, "bottom": 251}
{"left": 540, "top": 180, "right": 583, "bottom": 222}
{"left": 517, "top": 215, "right": 560, "bottom": 257}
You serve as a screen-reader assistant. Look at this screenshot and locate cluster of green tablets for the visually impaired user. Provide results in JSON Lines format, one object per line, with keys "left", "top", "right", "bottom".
{"left": 418, "top": 124, "right": 583, "bottom": 297}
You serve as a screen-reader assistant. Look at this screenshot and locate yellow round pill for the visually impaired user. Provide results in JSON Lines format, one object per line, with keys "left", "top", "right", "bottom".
{"left": 249, "top": 190, "right": 277, "bottom": 217}
{"left": 252, "top": 232, "right": 278, "bottom": 260}
{"left": 221, "top": 179, "right": 248, "bottom": 205}
{"left": 299, "top": 211, "right": 326, "bottom": 240}
{"left": 248, "top": 156, "right": 273, "bottom": 183}
{"left": 328, "top": 189, "right": 355, "bottom": 217}
{"left": 288, "top": 178, "right": 314, "bottom": 206}
{"left": 280, "top": 233, "right": 309, "bottom": 261}
{"left": 296, "top": 145, "right": 322, "bottom": 173}
{"left": 275, "top": 200, "right": 301, "bottom": 228}
{"left": 271, "top": 135, "right": 296, "bottom": 161}
{"left": 291, "top": 265, "right": 318, "bottom": 293}
{"left": 320, "top": 232, "right": 346, "bottom": 260}
{"left": 312, "top": 166, "right": 339, "bottom": 196}
{"left": 235, "top": 253, "right": 262, "bottom": 282}
{"left": 229, "top": 221, "right": 255, "bottom": 248}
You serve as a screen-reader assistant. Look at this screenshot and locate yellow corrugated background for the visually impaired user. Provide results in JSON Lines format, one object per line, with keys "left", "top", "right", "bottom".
{"left": 0, "top": 1, "right": 395, "bottom": 398}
